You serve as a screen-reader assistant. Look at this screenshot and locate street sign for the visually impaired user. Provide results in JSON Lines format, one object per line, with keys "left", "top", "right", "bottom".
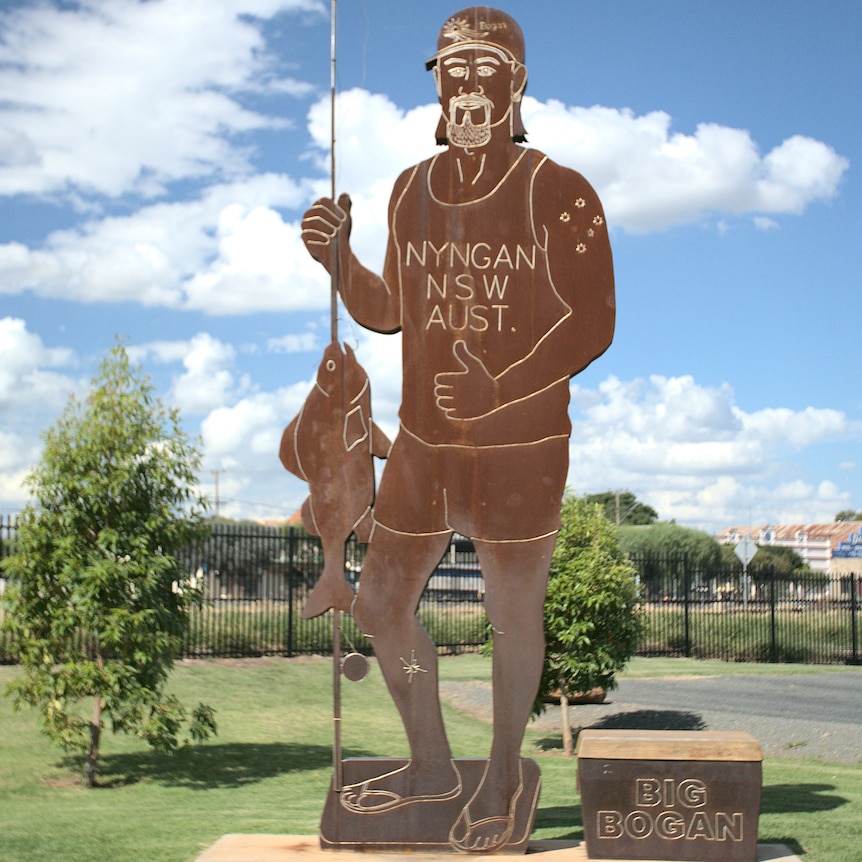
{"left": 735, "top": 535, "right": 758, "bottom": 567}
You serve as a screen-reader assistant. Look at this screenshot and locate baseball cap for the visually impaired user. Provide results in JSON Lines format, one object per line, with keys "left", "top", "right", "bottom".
{"left": 426, "top": 6, "right": 525, "bottom": 70}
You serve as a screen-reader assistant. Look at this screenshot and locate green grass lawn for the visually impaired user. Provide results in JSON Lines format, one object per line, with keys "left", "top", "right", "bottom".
{"left": 1, "top": 655, "right": 860, "bottom": 861}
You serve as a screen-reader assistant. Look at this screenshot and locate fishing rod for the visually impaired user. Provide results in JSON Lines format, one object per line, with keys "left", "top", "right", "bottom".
{"left": 328, "top": 0, "right": 344, "bottom": 795}
{"left": 329, "top": 0, "right": 339, "bottom": 345}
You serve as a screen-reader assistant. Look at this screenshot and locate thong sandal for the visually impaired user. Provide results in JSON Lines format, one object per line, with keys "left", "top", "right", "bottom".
{"left": 339, "top": 763, "right": 462, "bottom": 814}
{"left": 448, "top": 777, "right": 522, "bottom": 853}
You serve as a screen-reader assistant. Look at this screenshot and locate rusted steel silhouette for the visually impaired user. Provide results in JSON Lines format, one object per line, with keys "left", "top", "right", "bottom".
{"left": 279, "top": 341, "right": 391, "bottom": 619}
{"left": 299, "top": 5, "right": 615, "bottom": 853}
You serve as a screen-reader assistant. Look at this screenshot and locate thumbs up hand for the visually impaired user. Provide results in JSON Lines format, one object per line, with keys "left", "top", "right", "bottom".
{"left": 434, "top": 341, "right": 498, "bottom": 419}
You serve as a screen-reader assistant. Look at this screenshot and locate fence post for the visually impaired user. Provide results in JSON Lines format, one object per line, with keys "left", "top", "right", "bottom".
{"left": 287, "top": 527, "right": 296, "bottom": 658}
{"left": 683, "top": 553, "right": 691, "bottom": 658}
{"left": 851, "top": 573, "right": 859, "bottom": 666}
{"left": 769, "top": 569, "right": 777, "bottom": 663}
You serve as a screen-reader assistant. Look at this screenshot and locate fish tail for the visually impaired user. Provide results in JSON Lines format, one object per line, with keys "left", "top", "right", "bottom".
{"left": 301, "top": 559, "right": 356, "bottom": 620}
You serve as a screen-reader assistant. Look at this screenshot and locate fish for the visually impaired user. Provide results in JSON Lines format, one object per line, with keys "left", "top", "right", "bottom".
{"left": 279, "top": 342, "right": 391, "bottom": 619}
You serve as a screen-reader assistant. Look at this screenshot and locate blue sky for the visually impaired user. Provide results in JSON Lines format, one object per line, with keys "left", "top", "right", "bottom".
{"left": 1, "top": 0, "right": 859, "bottom": 532}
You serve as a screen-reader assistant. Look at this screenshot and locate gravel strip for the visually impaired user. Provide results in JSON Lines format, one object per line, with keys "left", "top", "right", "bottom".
{"left": 439, "top": 672, "right": 862, "bottom": 764}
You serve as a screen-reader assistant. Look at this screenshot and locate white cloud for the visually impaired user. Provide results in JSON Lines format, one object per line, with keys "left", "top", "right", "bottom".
{"left": 753, "top": 216, "right": 779, "bottom": 231}
{"left": 520, "top": 99, "right": 849, "bottom": 232}
{"left": 348, "top": 328, "right": 403, "bottom": 442}
{"left": 267, "top": 332, "right": 320, "bottom": 353}
{"left": 202, "top": 384, "right": 306, "bottom": 460}
{"left": 0, "top": 2, "right": 854, "bottom": 524}
{"left": 0, "top": 0, "right": 326, "bottom": 198}
{"left": 0, "top": 318, "right": 855, "bottom": 528}
{"left": 192, "top": 360, "right": 855, "bottom": 531}
{"left": 0, "top": 316, "right": 77, "bottom": 408}
{"left": 199, "top": 380, "right": 313, "bottom": 518}
{"left": 192, "top": 329, "right": 400, "bottom": 519}
{"left": 566, "top": 374, "right": 852, "bottom": 530}
{"left": 198, "top": 327, "right": 401, "bottom": 467}
{"left": 0, "top": 68, "right": 849, "bottom": 313}
{"left": 134, "top": 332, "right": 249, "bottom": 414}
{"left": 182, "top": 199, "right": 327, "bottom": 314}
{"left": 757, "top": 135, "right": 849, "bottom": 213}
{"left": 742, "top": 406, "right": 847, "bottom": 448}
{"left": 0, "top": 174, "right": 327, "bottom": 312}
{"left": 644, "top": 476, "right": 849, "bottom": 533}
{"left": 0, "top": 318, "right": 82, "bottom": 510}
{"left": 303, "top": 88, "right": 440, "bottom": 271}
{"left": 0, "top": 454, "right": 35, "bottom": 511}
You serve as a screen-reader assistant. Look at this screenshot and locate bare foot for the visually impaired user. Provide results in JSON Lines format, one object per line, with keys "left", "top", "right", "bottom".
{"left": 448, "top": 760, "right": 523, "bottom": 853}
{"left": 340, "top": 759, "right": 462, "bottom": 814}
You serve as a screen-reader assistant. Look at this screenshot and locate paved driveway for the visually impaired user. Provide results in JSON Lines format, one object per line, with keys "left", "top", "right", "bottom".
{"left": 441, "top": 670, "right": 862, "bottom": 763}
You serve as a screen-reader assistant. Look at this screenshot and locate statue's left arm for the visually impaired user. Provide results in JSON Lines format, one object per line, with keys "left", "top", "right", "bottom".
{"left": 434, "top": 157, "right": 615, "bottom": 419}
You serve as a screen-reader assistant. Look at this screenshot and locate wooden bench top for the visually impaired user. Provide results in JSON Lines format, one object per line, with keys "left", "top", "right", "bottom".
{"left": 576, "top": 730, "right": 763, "bottom": 762}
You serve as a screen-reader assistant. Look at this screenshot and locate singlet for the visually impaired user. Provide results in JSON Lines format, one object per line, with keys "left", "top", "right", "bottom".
{"left": 390, "top": 148, "right": 572, "bottom": 447}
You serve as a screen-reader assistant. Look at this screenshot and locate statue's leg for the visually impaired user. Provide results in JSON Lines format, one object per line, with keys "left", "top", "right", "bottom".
{"left": 343, "top": 524, "right": 460, "bottom": 813}
{"left": 449, "top": 533, "right": 556, "bottom": 852}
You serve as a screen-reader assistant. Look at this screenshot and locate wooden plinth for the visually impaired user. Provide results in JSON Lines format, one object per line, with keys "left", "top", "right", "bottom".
{"left": 577, "top": 731, "right": 763, "bottom": 862}
{"left": 195, "top": 835, "right": 801, "bottom": 861}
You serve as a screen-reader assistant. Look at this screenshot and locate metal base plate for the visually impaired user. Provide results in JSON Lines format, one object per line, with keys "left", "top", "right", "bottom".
{"left": 319, "top": 757, "right": 541, "bottom": 854}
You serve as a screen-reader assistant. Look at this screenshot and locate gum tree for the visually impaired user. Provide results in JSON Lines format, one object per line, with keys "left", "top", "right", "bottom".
{"left": 1, "top": 343, "right": 215, "bottom": 786}
{"left": 535, "top": 495, "right": 644, "bottom": 756}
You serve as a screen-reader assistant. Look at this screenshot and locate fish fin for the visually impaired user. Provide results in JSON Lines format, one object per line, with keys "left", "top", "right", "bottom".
{"left": 353, "top": 507, "right": 374, "bottom": 543}
{"left": 300, "top": 496, "right": 320, "bottom": 536}
{"left": 279, "top": 412, "right": 307, "bottom": 479}
{"left": 344, "top": 404, "right": 369, "bottom": 451}
{"left": 370, "top": 422, "right": 393, "bottom": 458}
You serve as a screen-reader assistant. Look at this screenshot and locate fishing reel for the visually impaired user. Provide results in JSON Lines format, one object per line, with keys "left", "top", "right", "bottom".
{"left": 341, "top": 651, "right": 369, "bottom": 682}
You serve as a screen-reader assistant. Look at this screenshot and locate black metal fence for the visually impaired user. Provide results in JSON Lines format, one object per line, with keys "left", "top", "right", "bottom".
{"left": 0, "top": 518, "right": 488, "bottom": 663}
{"left": 1, "top": 517, "right": 859, "bottom": 665}
{"left": 631, "top": 554, "right": 860, "bottom": 665}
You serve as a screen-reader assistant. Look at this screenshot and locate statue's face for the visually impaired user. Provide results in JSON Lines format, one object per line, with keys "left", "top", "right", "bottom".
{"left": 434, "top": 46, "right": 523, "bottom": 149}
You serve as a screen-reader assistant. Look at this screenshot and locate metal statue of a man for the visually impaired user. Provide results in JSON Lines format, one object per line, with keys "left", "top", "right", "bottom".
{"left": 301, "top": 6, "right": 614, "bottom": 853}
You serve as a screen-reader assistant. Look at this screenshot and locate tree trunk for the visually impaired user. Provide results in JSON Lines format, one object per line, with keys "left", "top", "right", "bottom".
{"left": 559, "top": 679, "right": 574, "bottom": 758}
{"left": 84, "top": 693, "right": 103, "bottom": 788}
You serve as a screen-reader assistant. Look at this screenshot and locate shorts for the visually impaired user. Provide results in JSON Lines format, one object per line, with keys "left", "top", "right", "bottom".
{"left": 372, "top": 426, "right": 568, "bottom": 542}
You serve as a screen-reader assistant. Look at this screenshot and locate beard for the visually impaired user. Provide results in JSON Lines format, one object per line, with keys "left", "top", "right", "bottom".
{"left": 446, "top": 93, "right": 493, "bottom": 149}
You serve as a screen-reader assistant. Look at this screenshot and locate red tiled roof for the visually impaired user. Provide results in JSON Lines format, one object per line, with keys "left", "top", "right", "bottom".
{"left": 717, "top": 522, "right": 862, "bottom": 551}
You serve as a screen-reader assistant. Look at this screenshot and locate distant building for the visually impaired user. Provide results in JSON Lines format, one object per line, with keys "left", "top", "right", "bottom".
{"left": 257, "top": 513, "right": 303, "bottom": 529}
{"left": 716, "top": 522, "right": 862, "bottom": 575}
{"left": 831, "top": 525, "right": 862, "bottom": 577}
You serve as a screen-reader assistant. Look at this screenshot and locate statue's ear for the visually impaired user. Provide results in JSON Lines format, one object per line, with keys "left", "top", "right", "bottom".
{"left": 511, "top": 65, "right": 529, "bottom": 142}
{"left": 512, "top": 63, "right": 528, "bottom": 101}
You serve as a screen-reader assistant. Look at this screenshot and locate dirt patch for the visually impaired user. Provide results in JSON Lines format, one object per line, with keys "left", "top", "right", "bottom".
{"left": 40, "top": 774, "right": 81, "bottom": 790}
